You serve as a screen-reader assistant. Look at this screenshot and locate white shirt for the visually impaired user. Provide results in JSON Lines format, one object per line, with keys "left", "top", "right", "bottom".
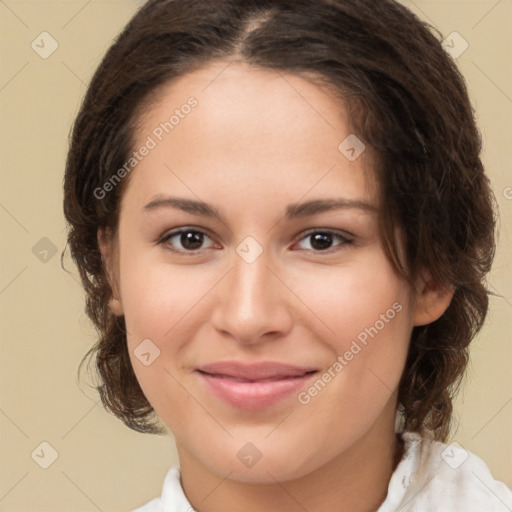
{"left": 132, "top": 431, "right": 512, "bottom": 512}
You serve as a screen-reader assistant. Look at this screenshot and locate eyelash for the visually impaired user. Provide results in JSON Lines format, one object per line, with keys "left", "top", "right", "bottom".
{"left": 157, "top": 227, "right": 354, "bottom": 255}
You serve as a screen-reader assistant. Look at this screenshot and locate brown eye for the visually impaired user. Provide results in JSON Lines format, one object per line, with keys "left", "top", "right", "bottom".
{"left": 159, "top": 228, "right": 215, "bottom": 253}
{"left": 295, "top": 230, "right": 353, "bottom": 253}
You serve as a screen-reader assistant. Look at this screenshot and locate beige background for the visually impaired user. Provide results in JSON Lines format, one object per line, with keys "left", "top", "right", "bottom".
{"left": 0, "top": 1, "right": 510, "bottom": 510}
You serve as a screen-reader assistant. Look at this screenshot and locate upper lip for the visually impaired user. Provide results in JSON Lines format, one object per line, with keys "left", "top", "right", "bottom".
{"left": 196, "top": 361, "right": 318, "bottom": 381}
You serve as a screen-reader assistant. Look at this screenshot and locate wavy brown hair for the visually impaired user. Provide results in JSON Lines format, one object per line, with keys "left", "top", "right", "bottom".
{"left": 63, "top": 0, "right": 496, "bottom": 441}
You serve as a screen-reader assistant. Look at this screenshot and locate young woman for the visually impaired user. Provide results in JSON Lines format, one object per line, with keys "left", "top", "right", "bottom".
{"left": 63, "top": 0, "right": 512, "bottom": 510}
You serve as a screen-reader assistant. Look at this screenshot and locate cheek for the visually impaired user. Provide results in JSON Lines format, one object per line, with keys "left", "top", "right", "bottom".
{"left": 118, "top": 252, "right": 211, "bottom": 419}
{"left": 119, "top": 249, "right": 213, "bottom": 342}
{"left": 289, "top": 251, "right": 411, "bottom": 348}
{"left": 290, "top": 252, "right": 412, "bottom": 409}
{"left": 118, "top": 249, "right": 224, "bottom": 407}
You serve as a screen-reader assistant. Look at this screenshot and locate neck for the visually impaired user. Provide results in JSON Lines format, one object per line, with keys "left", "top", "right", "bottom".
{"left": 178, "top": 409, "right": 403, "bottom": 512}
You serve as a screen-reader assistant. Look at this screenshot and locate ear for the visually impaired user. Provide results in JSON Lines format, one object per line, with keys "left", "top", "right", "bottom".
{"left": 97, "top": 228, "right": 124, "bottom": 316}
{"left": 412, "top": 270, "right": 454, "bottom": 327}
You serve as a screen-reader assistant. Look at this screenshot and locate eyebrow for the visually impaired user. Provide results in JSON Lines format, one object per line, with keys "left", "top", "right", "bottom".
{"left": 143, "top": 196, "right": 377, "bottom": 222}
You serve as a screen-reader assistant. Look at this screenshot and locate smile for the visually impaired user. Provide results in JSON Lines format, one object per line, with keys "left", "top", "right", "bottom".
{"left": 195, "top": 361, "right": 318, "bottom": 410}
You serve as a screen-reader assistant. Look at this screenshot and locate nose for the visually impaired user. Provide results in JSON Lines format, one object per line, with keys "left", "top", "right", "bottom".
{"left": 210, "top": 247, "right": 294, "bottom": 345}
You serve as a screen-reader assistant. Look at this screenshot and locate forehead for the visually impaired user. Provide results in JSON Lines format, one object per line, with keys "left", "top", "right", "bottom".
{"left": 126, "top": 61, "right": 378, "bottom": 213}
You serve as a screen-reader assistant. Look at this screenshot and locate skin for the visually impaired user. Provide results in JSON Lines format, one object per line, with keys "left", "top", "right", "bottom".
{"left": 100, "top": 61, "right": 453, "bottom": 512}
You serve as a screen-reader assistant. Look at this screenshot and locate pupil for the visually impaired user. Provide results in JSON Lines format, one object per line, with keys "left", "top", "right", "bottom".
{"left": 182, "top": 231, "right": 203, "bottom": 250}
{"left": 311, "top": 232, "right": 332, "bottom": 250}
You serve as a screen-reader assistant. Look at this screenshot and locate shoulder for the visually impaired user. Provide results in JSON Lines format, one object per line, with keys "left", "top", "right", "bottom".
{"left": 380, "top": 431, "right": 512, "bottom": 512}
{"left": 131, "top": 497, "right": 162, "bottom": 512}
{"left": 131, "top": 465, "right": 192, "bottom": 512}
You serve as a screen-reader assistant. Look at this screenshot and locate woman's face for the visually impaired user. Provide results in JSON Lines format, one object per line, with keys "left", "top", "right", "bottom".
{"left": 105, "top": 61, "right": 434, "bottom": 483}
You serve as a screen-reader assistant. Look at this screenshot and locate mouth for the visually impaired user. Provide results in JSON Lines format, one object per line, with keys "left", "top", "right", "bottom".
{"left": 195, "top": 361, "right": 319, "bottom": 410}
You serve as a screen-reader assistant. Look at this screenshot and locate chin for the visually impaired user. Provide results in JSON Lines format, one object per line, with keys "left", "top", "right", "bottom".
{"left": 191, "top": 438, "right": 325, "bottom": 484}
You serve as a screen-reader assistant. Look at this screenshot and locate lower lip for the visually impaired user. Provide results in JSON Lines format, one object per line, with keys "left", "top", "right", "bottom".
{"left": 197, "top": 372, "right": 317, "bottom": 410}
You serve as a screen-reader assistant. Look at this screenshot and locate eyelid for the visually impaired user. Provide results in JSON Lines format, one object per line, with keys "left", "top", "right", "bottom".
{"left": 291, "top": 228, "right": 354, "bottom": 252}
{"left": 296, "top": 227, "right": 354, "bottom": 241}
{"left": 157, "top": 226, "right": 219, "bottom": 253}
{"left": 158, "top": 226, "right": 354, "bottom": 255}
